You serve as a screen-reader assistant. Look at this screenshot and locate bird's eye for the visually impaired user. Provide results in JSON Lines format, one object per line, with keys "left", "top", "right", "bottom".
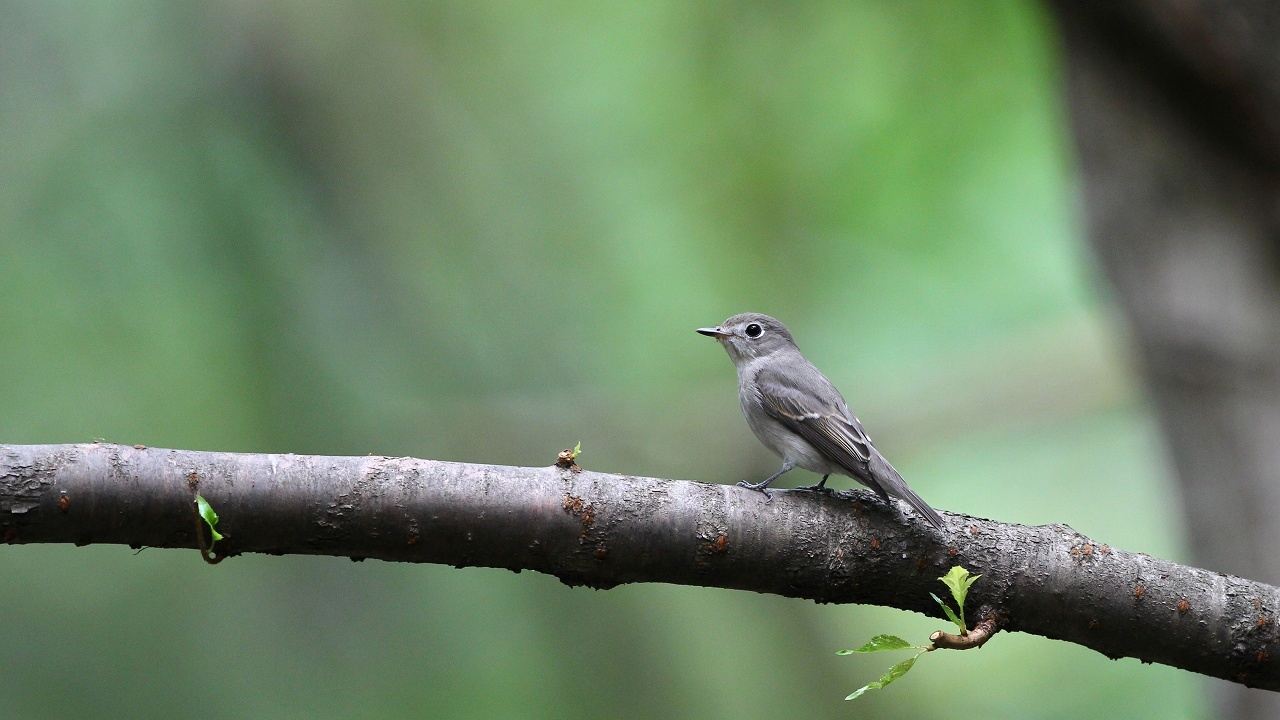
{"left": 745, "top": 323, "right": 763, "bottom": 338}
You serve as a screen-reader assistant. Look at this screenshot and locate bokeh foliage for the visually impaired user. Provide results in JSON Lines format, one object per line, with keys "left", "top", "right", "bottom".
{"left": 0, "top": 1, "right": 1202, "bottom": 717}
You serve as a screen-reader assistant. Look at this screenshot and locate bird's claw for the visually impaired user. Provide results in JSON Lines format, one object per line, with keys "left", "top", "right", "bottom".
{"left": 797, "top": 483, "right": 832, "bottom": 493}
{"left": 735, "top": 480, "right": 774, "bottom": 503}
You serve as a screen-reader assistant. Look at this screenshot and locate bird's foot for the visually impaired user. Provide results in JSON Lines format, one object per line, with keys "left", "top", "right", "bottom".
{"left": 735, "top": 480, "right": 774, "bottom": 503}
{"left": 797, "top": 474, "right": 832, "bottom": 493}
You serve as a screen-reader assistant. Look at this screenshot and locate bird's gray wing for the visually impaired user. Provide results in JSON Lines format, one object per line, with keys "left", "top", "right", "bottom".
{"left": 757, "top": 365, "right": 946, "bottom": 530}
{"left": 755, "top": 365, "right": 872, "bottom": 466}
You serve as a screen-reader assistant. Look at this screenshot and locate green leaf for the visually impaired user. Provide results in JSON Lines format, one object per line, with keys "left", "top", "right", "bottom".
{"left": 571, "top": 441, "right": 582, "bottom": 460}
{"left": 845, "top": 685, "right": 874, "bottom": 701}
{"left": 849, "top": 634, "right": 914, "bottom": 653}
{"left": 939, "top": 566, "right": 981, "bottom": 613}
{"left": 195, "top": 494, "right": 223, "bottom": 543}
{"left": 938, "top": 566, "right": 981, "bottom": 633}
{"left": 931, "top": 592, "right": 964, "bottom": 632}
{"left": 844, "top": 654, "right": 920, "bottom": 700}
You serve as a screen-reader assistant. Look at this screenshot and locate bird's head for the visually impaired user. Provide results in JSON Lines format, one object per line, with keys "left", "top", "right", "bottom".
{"left": 696, "top": 312, "right": 797, "bottom": 363}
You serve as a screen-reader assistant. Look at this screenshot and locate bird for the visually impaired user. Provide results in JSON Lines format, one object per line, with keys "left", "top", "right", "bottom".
{"left": 697, "top": 312, "right": 946, "bottom": 531}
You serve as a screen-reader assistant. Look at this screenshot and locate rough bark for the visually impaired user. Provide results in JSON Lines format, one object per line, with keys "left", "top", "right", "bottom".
{"left": 3, "top": 442, "right": 1279, "bottom": 691}
{"left": 1047, "top": 2, "right": 1280, "bottom": 716}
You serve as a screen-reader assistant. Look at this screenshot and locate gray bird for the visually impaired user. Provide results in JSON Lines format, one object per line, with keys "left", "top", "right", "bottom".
{"left": 698, "top": 312, "right": 946, "bottom": 531}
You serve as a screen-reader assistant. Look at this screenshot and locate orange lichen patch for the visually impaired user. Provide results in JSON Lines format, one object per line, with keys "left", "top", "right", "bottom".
{"left": 594, "top": 547, "right": 608, "bottom": 560}
{"left": 406, "top": 531, "right": 419, "bottom": 546}
{"left": 1083, "top": 544, "right": 1093, "bottom": 556}
{"left": 709, "top": 535, "right": 729, "bottom": 554}
{"left": 562, "top": 495, "right": 596, "bottom": 541}
{"left": 948, "top": 547, "right": 959, "bottom": 557}
{"left": 1178, "top": 599, "right": 1190, "bottom": 614}
{"left": 134, "top": 444, "right": 147, "bottom": 450}
{"left": 1258, "top": 615, "right": 1273, "bottom": 629}
{"left": 187, "top": 472, "right": 200, "bottom": 491}
{"left": 1134, "top": 584, "right": 1145, "bottom": 599}
{"left": 870, "top": 538, "right": 880, "bottom": 550}
{"left": 969, "top": 525, "right": 980, "bottom": 536}
{"left": 57, "top": 492, "right": 70, "bottom": 513}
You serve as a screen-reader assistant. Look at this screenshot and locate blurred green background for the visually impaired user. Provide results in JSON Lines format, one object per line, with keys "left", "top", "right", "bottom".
{"left": 0, "top": 1, "right": 1202, "bottom": 718}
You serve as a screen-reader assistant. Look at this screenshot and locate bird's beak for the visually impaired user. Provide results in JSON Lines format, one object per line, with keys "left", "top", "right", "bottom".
{"left": 696, "top": 326, "right": 731, "bottom": 338}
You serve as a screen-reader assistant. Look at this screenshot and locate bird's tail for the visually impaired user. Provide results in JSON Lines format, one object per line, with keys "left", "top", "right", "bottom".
{"left": 868, "top": 449, "right": 946, "bottom": 531}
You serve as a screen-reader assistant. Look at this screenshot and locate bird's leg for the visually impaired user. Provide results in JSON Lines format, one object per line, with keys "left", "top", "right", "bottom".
{"left": 797, "top": 474, "right": 832, "bottom": 493}
{"left": 737, "top": 461, "right": 795, "bottom": 502}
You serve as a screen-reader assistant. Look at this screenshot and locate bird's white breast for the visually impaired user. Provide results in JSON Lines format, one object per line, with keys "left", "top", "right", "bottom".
{"left": 736, "top": 357, "right": 844, "bottom": 476}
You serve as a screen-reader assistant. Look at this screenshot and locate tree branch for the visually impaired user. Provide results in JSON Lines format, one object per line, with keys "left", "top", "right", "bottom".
{"left": 3, "top": 443, "right": 1278, "bottom": 690}
{"left": 930, "top": 608, "right": 1001, "bottom": 651}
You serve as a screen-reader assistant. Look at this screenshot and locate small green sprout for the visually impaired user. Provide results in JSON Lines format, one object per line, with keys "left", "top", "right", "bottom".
{"left": 934, "top": 565, "right": 981, "bottom": 634}
{"left": 195, "top": 494, "right": 223, "bottom": 546}
{"left": 839, "top": 565, "right": 983, "bottom": 701}
{"left": 556, "top": 442, "right": 584, "bottom": 470}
